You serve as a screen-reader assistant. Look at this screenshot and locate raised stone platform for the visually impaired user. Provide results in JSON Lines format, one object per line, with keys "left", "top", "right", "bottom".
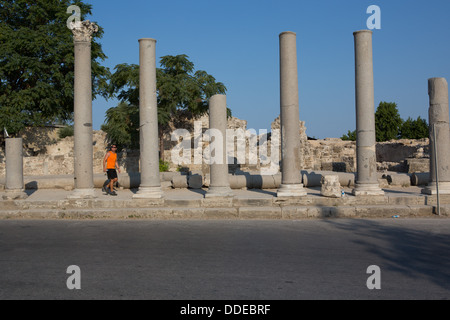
{"left": 0, "top": 186, "right": 449, "bottom": 220}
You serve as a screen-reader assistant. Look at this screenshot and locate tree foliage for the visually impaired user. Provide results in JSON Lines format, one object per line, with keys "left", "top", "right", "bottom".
{"left": 101, "top": 102, "right": 139, "bottom": 148}
{"left": 341, "top": 102, "right": 429, "bottom": 141}
{"left": 341, "top": 130, "right": 356, "bottom": 141}
{"left": 103, "top": 54, "right": 228, "bottom": 153}
{"left": 375, "top": 102, "right": 403, "bottom": 142}
{"left": 399, "top": 116, "right": 429, "bottom": 139}
{"left": 0, "top": 0, "right": 109, "bottom": 135}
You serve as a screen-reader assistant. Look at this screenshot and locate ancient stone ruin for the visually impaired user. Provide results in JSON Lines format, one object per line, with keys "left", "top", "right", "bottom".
{"left": 0, "top": 29, "right": 448, "bottom": 200}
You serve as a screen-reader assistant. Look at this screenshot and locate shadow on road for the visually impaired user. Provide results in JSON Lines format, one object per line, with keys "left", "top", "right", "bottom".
{"left": 323, "top": 219, "right": 450, "bottom": 291}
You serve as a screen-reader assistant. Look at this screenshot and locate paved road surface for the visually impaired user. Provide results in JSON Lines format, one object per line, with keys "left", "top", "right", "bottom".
{"left": 0, "top": 218, "right": 449, "bottom": 300}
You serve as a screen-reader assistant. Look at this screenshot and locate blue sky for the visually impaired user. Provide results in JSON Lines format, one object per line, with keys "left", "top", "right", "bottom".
{"left": 86, "top": 0, "right": 450, "bottom": 139}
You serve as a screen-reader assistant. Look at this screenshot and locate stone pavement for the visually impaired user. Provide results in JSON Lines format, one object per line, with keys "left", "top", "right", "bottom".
{"left": 1, "top": 186, "right": 450, "bottom": 220}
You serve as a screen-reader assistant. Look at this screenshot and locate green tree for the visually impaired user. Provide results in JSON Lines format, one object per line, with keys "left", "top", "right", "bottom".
{"left": 399, "top": 116, "right": 429, "bottom": 139}
{"left": 341, "top": 129, "right": 356, "bottom": 141}
{"left": 375, "top": 102, "right": 403, "bottom": 142}
{"left": 101, "top": 102, "right": 139, "bottom": 149}
{"left": 104, "top": 54, "right": 228, "bottom": 158}
{"left": 0, "top": 0, "right": 109, "bottom": 135}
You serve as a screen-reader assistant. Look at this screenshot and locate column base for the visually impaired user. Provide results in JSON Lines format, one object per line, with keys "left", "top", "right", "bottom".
{"left": 421, "top": 182, "right": 450, "bottom": 195}
{"left": 132, "top": 186, "right": 164, "bottom": 199}
{"left": 2, "top": 189, "right": 28, "bottom": 200}
{"left": 67, "top": 188, "right": 97, "bottom": 199}
{"left": 205, "top": 186, "right": 234, "bottom": 198}
{"left": 277, "top": 183, "right": 307, "bottom": 197}
{"left": 352, "top": 183, "right": 384, "bottom": 196}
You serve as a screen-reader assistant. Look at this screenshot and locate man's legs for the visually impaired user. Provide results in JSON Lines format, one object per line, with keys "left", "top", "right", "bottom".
{"left": 109, "top": 178, "right": 117, "bottom": 192}
{"left": 102, "top": 179, "right": 110, "bottom": 192}
{"left": 108, "top": 177, "right": 118, "bottom": 195}
{"left": 105, "top": 170, "right": 118, "bottom": 195}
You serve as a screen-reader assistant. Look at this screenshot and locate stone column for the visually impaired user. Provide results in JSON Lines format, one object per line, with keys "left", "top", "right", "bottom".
{"left": 3, "top": 138, "right": 27, "bottom": 200}
{"left": 133, "top": 38, "right": 163, "bottom": 199}
{"left": 68, "top": 21, "right": 98, "bottom": 199}
{"left": 205, "top": 94, "right": 234, "bottom": 198}
{"left": 352, "top": 30, "right": 384, "bottom": 196}
{"left": 422, "top": 78, "right": 450, "bottom": 194}
{"left": 277, "top": 31, "right": 306, "bottom": 197}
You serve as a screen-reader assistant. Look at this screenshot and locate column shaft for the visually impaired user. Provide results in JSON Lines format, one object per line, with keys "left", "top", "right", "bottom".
{"left": 205, "top": 94, "right": 233, "bottom": 198}
{"left": 352, "top": 30, "right": 383, "bottom": 196}
{"left": 3, "top": 138, "right": 27, "bottom": 200}
{"left": 73, "top": 40, "right": 94, "bottom": 190}
{"left": 68, "top": 21, "right": 98, "bottom": 199}
{"left": 133, "top": 38, "right": 163, "bottom": 199}
{"left": 68, "top": 20, "right": 98, "bottom": 199}
{"left": 422, "top": 77, "right": 450, "bottom": 194}
{"left": 277, "top": 31, "right": 306, "bottom": 197}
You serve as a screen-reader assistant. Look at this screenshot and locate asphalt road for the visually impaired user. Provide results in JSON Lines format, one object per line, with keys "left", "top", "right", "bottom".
{"left": 0, "top": 218, "right": 449, "bottom": 300}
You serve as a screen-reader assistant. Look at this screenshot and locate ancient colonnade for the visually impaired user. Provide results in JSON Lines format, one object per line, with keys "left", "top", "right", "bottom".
{"left": 3, "top": 26, "right": 450, "bottom": 201}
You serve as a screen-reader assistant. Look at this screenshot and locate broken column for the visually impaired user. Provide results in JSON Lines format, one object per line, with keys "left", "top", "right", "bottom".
{"left": 422, "top": 77, "right": 450, "bottom": 194}
{"left": 205, "top": 94, "right": 234, "bottom": 198}
{"left": 133, "top": 38, "right": 163, "bottom": 199}
{"left": 68, "top": 21, "right": 98, "bottom": 199}
{"left": 320, "top": 175, "right": 342, "bottom": 198}
{"left": 352, "top": 30, "right": 384, "bottom": 196}
{"left": 3, "top": 138, "right": 28, "bottom": 200}
{"left": 277, "top": 31, "right": 306, "bottom": 197}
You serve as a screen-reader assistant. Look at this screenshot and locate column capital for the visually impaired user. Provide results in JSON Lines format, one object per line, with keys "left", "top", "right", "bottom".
{"left": 139, "top": 38, "right": 157, "bottom": 43}
{"left": 71, "top": 20, "right": 98, "bottom": 42}
{"left": 279, "top": 31, "right": 296, "bottom": 37}
{"left": 353, "top": 29, "right": 373, "bottom": 36}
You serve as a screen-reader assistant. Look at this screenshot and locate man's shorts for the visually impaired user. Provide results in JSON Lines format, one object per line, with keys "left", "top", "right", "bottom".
{"left": 107, "top": 169, "right": 118, "bottom": 180}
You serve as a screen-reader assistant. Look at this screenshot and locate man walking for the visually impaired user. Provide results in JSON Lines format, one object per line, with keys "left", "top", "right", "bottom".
{"left": 102, "top": 144, "right": 120, "bottom": 196}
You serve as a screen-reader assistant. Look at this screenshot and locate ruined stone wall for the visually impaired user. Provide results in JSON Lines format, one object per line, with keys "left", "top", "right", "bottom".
{"left": 305, "top": 138, "right": 357, "bottom": 172}
{"left": 0, "top": 129, "right": 140, "bottom": 177}
{"left": 0, "top": 119, "right": 430, "bottom": 177}
{"left": 375, "top": 139, "right": 429, "bottom": 172}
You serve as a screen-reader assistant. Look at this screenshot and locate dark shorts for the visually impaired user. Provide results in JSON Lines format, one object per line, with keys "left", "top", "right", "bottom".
{"left": 107, "top": 169, "right": 118, "bottom": 180}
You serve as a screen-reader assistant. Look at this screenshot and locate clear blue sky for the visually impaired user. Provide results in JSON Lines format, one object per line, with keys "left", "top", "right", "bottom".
{"left": 86, "top": 0, "right": 450, "bottom": 139}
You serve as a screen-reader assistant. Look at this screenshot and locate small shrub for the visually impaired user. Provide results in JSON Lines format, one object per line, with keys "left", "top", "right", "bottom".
{"left": 58, "top": 126, "right": 74, "bottom": 139}
{"left": 159, "top": 159, "right": 169, "bottom": 172}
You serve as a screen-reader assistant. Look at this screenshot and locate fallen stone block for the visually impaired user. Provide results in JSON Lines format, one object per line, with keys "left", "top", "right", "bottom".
{"left": 320, "top": 175, "right": 341, "bottom": 198}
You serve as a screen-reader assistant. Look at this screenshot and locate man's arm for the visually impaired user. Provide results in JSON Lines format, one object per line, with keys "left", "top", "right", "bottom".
{"left": 103, "top": 152, "right": 110, "bottom": 172}
{"left": 115, "top": 157, "right": 121, "bottom": 173}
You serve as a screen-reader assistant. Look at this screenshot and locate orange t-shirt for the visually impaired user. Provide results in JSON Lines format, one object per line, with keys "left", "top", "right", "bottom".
{"left": 106, "top": 152, "right": 117, "bottom": 169}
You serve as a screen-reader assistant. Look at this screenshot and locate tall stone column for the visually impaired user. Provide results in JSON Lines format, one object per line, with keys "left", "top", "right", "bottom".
{"left": 352, "top": 30, "right": 384, "bottom": 196}
{"left": 205, "top": 94, "right": 233, "bottom": 198}
{"left": 68, "top": 21, "right": 98, "bottom": 199}
{"left": 133, "top": 38, "right": 163, "bottom": 199}
{"left": 3, "top": 138, "right": 27, "bottom": 200}
{"left": 277, "top": 31, "right": 306, "bottom": 197}
{"left": 422, "top": 77, "right": 450, "bottom": 195}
